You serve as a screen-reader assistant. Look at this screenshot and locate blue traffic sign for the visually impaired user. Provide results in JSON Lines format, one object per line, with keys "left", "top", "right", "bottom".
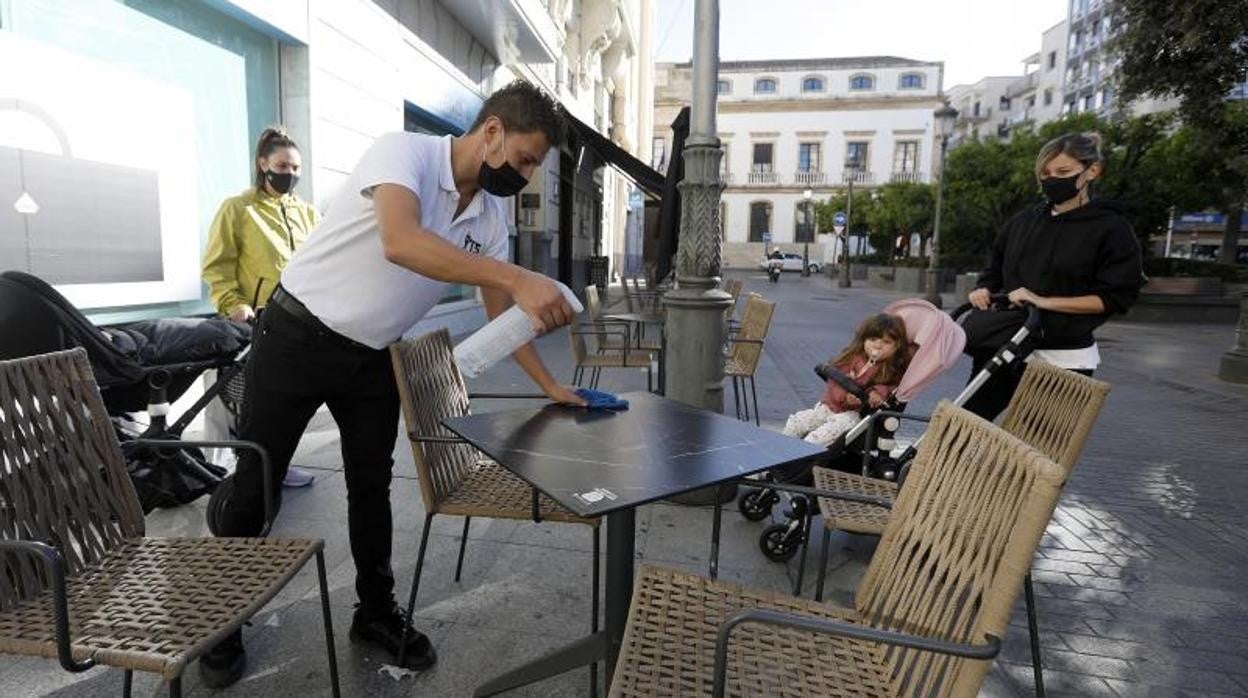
{"left": 833, "top": 211, "right": 847, "bottom": 227}
{"left": 761, "top": 232, "right": 772, "bottom": 242}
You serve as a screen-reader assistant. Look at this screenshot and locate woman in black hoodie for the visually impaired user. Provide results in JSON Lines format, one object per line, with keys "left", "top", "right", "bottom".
{"left": 963, "top": 132, "right": 1145, "bottom": 419}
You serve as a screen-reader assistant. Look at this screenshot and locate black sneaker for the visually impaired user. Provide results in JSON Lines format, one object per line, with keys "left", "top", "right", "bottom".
{"left": 198, "top": 629, "right": 246, "bottom": 688}
{"left": 349, "top": 605, "right": 437, "bottom": 670}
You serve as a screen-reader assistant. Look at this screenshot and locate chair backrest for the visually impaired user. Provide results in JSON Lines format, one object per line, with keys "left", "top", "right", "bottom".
{"left": 855, "top": 402, "right": 1065, "bottom": 696}
{"left": 389, "top": 330, "right": 478, "bottom": 512}
{"left": 999, "top": 360, "right": 1109, "bottom": 475}
{"left": 726, "top": 295, "right": 774, "bottom": 375}
{"left": 724, "top": 278, "right": 743, "bottom": 302}
{"left": 0, "top": 349, "right": 145, "bottom": 612}
{"left": 585, "top": 285, "right": 603, "bottom": 319}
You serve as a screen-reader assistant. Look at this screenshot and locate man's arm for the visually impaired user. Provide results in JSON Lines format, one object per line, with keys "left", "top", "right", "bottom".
{"left": 372, "top": 184, "right": 572, "bottom": 333}
{"left": 480, "top": 287, "right": 585, "bottom": 405}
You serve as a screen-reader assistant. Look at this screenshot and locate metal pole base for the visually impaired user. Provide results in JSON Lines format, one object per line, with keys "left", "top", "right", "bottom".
{"left": 1219, "top": 350, "right": 1248, "bottom": 384}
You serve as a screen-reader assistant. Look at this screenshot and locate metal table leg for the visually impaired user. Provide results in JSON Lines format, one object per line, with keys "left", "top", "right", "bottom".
{"left": 475, "top": 508, "right": 636, "bottom": 696}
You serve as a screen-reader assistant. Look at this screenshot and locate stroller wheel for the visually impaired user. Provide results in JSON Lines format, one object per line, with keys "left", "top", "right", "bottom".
{"left": 759, "top": 523, "right": 803, "bottom": 562}
{"left": 206, "top": 474, "right": 234, "bottom": 536}
{"left": 738, "top": 488, "right": 777, "bottom": 522}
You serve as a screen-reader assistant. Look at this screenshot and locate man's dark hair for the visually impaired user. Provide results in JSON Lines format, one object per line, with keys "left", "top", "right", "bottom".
{"left": 468, "top": 80, "right": 567, "bottom": 148}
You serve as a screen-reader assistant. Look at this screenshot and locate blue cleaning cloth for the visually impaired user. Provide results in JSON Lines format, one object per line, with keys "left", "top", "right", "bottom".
{"left": 575, "top": 388, "right": 630, "bottom": 410}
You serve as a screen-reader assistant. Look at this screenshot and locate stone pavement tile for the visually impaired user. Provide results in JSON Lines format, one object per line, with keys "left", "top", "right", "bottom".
{"left": 997, "top": 661, "right": 1118, "bottom": 696}
{"left": 980, "top": 665, "right": 1028, "bottom": 698}
{"left": 1033, "top": 581, "right": 1133, "bottom": 607}
{"left": 1059, "top": 632, "right": 1151, "bottom": 661}
{"left": 1102, "top": 679, "right": 1248, "bottom": 698}
{"left": 1126, "top": 659, "right": 1246, "bottom": 695}
{"left": 408, "top": 621, "right": 589, "bottom": 697}
{"left": 1008, "top": 610, "right": 1095, "bottom": 636}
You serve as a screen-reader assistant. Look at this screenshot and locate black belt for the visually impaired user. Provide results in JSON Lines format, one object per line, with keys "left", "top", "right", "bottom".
{"left": 269, "top": 285, "right": 373, "bottom": 351}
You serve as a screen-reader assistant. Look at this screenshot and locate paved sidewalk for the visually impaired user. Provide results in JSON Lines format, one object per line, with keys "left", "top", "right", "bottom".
{"left": 5, "top": 272, "right": 1247, "bottom": 697}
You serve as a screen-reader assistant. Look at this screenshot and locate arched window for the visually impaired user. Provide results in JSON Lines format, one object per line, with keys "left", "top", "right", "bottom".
{"left": 898, "top": 72, "right": 925, "bottom": 89}
{"left": 794, "top": 201, "right": 816, "bottom": 242}
{"left": 754, "top": 77, "right": 777, "bottom": 94}
{"left": 849, "top": 73, "right": 876, "bottom": 91}
{"left": 749, "top": 201, "right": 772, "bottom": 242}
{"left": 801, "top": 76, "right": 825, "bottom": 93}
{"left": 717, "top": 79, "right": 732, "bottom": 94}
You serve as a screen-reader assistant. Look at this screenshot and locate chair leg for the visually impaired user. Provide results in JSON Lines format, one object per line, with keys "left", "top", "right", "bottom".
{"left": 731, "top": 376, "right": 742, "bottom": 420}
{"left": 814, "top": 525, "right": 832, "bottom": 602}
{"left": 455, "top": 517, "right": 472, "bottom": 582}
{"left": 572, "top": 366, "right": 583, "bottom": 386}
{"left": 792, "top": 512, "right": 810, "bottom": 597}
{"left": 316, "top": 549, "right": 342, "bottom": 698}
{"left": 749, "top": 376, "right": 761, "bottom": 427}
{"left": 123, "top": 670, "right": 133, "bottom": 698}
{"left": 398, "top": 512, "right": 436, "bottom": 668}
{"left": 168, "top": 676, "right": 181, "bottom": 698}
{"left": 1025, "top": 571, "right": 1046, "bottom": 698}
{"left": 709, "top": 484, "right": 725, "bottom": 581}
{"left": 589, "top": 526, "right": 601, "bottom": 698}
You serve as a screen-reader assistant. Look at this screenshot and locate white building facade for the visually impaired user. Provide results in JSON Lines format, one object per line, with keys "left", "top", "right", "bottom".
{"left": 654, "top": 57, "right": 945, "bottom": 268}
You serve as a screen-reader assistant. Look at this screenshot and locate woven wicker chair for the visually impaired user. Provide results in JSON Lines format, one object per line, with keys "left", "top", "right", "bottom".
{"left": 724, "top": 294, "right": 775, "bottom": 426}
{"left": 722, "top": 278, "right": 744, "bottom": 331}
{"left": 610, "top": 403, "right": 1065, "bottom": 697}
{"left": 0, "top": 349, "right": 339, "bottom": 698}
{"left": 808, "top": 360, "right": 1109, "bottom": 697}
{"left": 389, "top": 329, "right": 602, "bottom": 689}
{"left": 585, "top": 286, "right": 661, "bottom": 354}
{"left": 568, "top": 323, "right": 654, "bottom": 392}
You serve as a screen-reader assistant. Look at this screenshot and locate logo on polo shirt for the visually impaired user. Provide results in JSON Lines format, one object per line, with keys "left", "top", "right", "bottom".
{"left": 463, "top": 233, "right": 483, "bottom": 254}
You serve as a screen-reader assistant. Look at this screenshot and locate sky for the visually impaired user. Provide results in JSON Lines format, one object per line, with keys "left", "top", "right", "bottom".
{"left": 654, "top": 0, "right": 1068, "bottom": 89}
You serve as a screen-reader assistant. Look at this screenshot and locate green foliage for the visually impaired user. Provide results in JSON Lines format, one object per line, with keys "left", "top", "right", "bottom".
{"left": 1143, "top": 257, "right": 1248, "bottom": 282}
{"left": 866, "top": 181, "right": 935, "bottom": 254}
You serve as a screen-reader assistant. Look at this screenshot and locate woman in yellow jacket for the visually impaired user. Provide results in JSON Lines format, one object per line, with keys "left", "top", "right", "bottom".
{"left": 202, "top": 127, "right": 319, "bottom": 485}
{"left": 202, "top": 127, "right": 319, "bottom": 322}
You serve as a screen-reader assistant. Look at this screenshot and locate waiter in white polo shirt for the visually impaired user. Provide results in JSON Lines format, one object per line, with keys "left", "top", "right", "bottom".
{"left": 199, "top": 81, "right": 583, "bottom": 688}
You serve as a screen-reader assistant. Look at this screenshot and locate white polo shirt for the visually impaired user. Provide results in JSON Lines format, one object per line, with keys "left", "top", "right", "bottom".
{"left": 281, "top": 133, "right": 510, "bottom": 349}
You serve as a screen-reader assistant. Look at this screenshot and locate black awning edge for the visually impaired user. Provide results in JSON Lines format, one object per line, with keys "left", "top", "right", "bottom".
{"left": 563, "top": 110, "right": 666, "bottom": 196}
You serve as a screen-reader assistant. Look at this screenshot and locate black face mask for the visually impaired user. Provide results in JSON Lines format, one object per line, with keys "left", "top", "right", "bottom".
{"left": 265, "top": 170, "right": 298, "bottom": 195}
{"left": 1041, "top": 170, "right": 1085, "bottom": 206}
{"left": 478, "top": 130, "right": 528, "bottom": 197}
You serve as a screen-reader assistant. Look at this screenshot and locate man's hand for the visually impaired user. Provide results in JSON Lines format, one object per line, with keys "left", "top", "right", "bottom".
{"left": 868, "top": 393, "right": 885, "bottom": 408}
{"left": 968, "top": 287, "right": 992, "bottom": 310}
{"left": 544, "top": 383, "right": 587, "bottom": 406}
{"left": 1007, "top": 287, "right": 1044, "bottom": 309}
{"left": 229, "top": 304, "right": 256, "bottom": 323}
{"left": 511, "top": 269, "right": 574, "bottom": 334}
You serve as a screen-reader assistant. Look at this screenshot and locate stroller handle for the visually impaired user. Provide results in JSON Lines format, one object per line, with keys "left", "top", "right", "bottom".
{"left": 950, "top": 293, "right": 1042, "bottom": 332}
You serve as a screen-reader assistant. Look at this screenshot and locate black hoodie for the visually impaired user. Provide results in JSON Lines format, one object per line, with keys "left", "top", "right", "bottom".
{"left": 977, "top": 199, "right": 1146, "bottom": 350}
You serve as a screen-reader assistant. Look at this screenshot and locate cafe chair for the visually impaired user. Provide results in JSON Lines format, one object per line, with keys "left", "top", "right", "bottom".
{"left": 725, "top": 295, "right": 775, "bottom": 426}
{"left": 0, "top": 349, "right": 339, "bottom": 698}
{"left": 389, "top": 329, "right": 602, "bottom": 692}
{"left": 609, "top": 403, "right": 1064, "bottom": 697}
{"left": 806, "top": 361, "right": 1109, "bottom": 697}
{"left": 569, "top": 324, "right": 654, "bottom": 392}
{"left": 585, "top": 286, "right": 660, "bottom": 354}
{"left": 722, "top": 278, "right": 744, "bottom": 331}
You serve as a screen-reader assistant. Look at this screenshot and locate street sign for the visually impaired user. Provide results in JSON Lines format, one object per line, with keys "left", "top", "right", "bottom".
{"left": 833, "top": 225, "right": 846, "bottom": 236}
{"left": 761, "top": 232, "right": 772, "bottom": 242}
{"left": 833, "top": 211, "right": 847, "bottom": 227}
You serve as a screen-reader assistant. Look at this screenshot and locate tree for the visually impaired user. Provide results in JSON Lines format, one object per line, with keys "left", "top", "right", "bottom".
{"left": 866, "top": 182, "right": 935, "bottom": 257}
{"left": 1109, "top": 0, "right": 1248, "bottom": 264}
{"left": 815, "top": 189, "right": 878, "bottom": 256}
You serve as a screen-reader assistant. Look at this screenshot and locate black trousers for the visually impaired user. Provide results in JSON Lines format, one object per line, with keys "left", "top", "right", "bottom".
{"left": 962, "top": 350, "right": 1094, "bottom": 421}
{"left": 219, "top": 301, "right": 400, "bottom": 612}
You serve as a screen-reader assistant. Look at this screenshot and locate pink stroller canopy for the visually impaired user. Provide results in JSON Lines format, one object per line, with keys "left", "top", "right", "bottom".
{"left": 883, "top": 298, "right": 967, "bottom": 403}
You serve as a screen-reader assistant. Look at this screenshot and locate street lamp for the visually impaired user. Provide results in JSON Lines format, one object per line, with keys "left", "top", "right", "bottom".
{"left": 840, "top": 154, "right": 860, "bottom": 288}
{"left": 802, "top": 188, "right": 813, "bottom": 277}
{"left": 924, "top": 102, "right": 959, "bottom": 308}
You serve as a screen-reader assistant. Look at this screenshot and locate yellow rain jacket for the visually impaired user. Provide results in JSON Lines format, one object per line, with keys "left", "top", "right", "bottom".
{"left": 202, "top": 188, "right": 319, "bottom": 316}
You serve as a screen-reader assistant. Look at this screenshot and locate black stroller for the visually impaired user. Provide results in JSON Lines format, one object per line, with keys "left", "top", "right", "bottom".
{"left": 737, "top": 294, "right": 1043, "bottom": 563}
{"left": 0, "top": 270, "right": 252, "bottom": 512}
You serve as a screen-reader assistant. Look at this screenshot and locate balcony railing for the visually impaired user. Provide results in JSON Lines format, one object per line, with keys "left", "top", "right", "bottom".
{"left": 890, "top": 170, "right": 922, "bottom": 184}
{"left": 747, "top": 170, "right": 778, "bottom": 185}
{"left": 719, "top": 173, "right": 734, "bottom": 185}
{"left": 842, "top": 170, "right": 874, "bottom": 185}
{"left": 794, "top": 170, "right": 825, "bottom": 186}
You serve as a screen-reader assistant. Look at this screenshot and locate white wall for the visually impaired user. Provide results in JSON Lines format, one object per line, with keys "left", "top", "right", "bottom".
{"left": 717, "top": 66, "right": 941, "bottom": 101}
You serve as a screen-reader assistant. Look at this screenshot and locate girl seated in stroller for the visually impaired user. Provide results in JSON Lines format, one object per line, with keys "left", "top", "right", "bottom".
{"left": 782, "top": 313, "right": 911, "bottom": 447}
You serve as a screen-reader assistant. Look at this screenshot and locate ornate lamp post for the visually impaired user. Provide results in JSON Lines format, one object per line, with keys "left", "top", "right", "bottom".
{"left": 801, "top": 188, "right": 813, "bottom": 277}
{"left": 924, "top": 103, "right": 959, "bottom": 308}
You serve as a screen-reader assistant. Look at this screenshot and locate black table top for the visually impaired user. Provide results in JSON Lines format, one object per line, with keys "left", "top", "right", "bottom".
{"left": 603, "top": 312, "right": 665, "bottom": 324}
{"left": 442, "top": 392, "right": 826, "bottom": 517}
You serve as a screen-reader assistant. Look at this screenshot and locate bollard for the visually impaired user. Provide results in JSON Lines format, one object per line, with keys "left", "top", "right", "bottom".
{"left": 1218, "top": 291, "right": 1248, "bottom": 384}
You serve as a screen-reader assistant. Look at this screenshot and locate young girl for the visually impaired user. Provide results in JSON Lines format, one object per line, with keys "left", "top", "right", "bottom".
{"left": 782, "top": 313, "right": 910, "bottom": 447}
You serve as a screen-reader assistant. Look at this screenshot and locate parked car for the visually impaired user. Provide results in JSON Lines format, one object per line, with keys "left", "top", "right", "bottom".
{"left": 758, "top": 252, "right": 820, "bottom": 275}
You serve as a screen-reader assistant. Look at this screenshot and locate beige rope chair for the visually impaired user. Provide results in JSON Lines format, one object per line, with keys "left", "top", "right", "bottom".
{"left": 0, "top": 349, "right": 339, "bottom": 698}
{"left": 568, "top": 323, "right": 654, "bottom": 392}
{"left": 722, "top": 278, "right": 744, "bottom": 331}
{"left": 724, "top": 294, "right": 775, "bottom": 426}
{"left": 609, "top": 403, "right": 1065, "bottom": 697}
{"left": 585, "top": 286, "right": 661, "bottom": 354}
{"left": 808, "top": 360, "right": 1109, "bottom": 697}
{"left": 389, "top": 329, "right": 602, "bottom": 689}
